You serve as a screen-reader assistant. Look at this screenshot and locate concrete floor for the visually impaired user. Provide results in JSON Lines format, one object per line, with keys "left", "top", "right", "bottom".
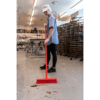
{"left": 17, "top": 51, "right": 83, "bottom": 100}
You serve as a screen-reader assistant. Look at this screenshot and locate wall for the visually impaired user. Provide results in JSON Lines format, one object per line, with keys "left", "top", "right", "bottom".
{"left": 57, "top": 21, "right": 70, "bottom": 26}
{"left": 71, "top": 9, "right": 83, "bottom": 18}
{"left": 71, "top": 11, "right": 79, "bottom": 18}
{"left": 77, "top": 9, "right": 83, "bottom": 17}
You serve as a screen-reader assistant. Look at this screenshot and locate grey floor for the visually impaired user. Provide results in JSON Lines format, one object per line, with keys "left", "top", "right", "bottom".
{"left": 17, "top": 51, "right": 83, "bottom": 100}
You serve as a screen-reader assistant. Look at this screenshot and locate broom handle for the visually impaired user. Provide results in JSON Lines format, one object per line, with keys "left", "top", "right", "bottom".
{"left": 45, "top": 23, "right": 48, "bottom": 79}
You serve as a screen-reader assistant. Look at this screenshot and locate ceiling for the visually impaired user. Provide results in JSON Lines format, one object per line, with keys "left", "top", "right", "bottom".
{"left": 17, "top": 0, "right": 83, "bottom": 26}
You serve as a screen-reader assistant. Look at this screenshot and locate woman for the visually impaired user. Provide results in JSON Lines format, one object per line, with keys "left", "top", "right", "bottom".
{"left": 40, "top": 4, "right": 59, "bottom": 73}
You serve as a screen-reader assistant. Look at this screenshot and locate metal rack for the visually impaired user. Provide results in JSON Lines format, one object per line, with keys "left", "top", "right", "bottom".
{"left": 69, "top": 17, "right": 83, "bottom": 61}
{"left": 57, "top": 17, "right": 83, "bottom": 61}
{"left": 57, "top": 23, "right": 70, "bottom": 56}
{"left": 17, "top": 35, "right": 28, "bottom": 51}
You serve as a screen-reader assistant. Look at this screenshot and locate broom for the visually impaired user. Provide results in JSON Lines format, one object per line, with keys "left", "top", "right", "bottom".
{"left": 36, "top": 23, "right": 57, "bottom": 84}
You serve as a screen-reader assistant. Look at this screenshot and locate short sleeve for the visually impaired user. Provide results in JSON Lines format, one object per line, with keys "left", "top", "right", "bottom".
{"left": 49, "top": 16, "right": 55, "bottom": 28}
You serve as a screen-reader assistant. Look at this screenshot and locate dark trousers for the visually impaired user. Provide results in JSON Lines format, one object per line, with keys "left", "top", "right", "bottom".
{"left": 47, "top": 43, "right": 57, "bottom": 67}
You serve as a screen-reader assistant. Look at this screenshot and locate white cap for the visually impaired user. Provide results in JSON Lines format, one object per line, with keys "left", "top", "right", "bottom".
{"left": 42, "top": 4, "right": 52, "bottom": 12}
